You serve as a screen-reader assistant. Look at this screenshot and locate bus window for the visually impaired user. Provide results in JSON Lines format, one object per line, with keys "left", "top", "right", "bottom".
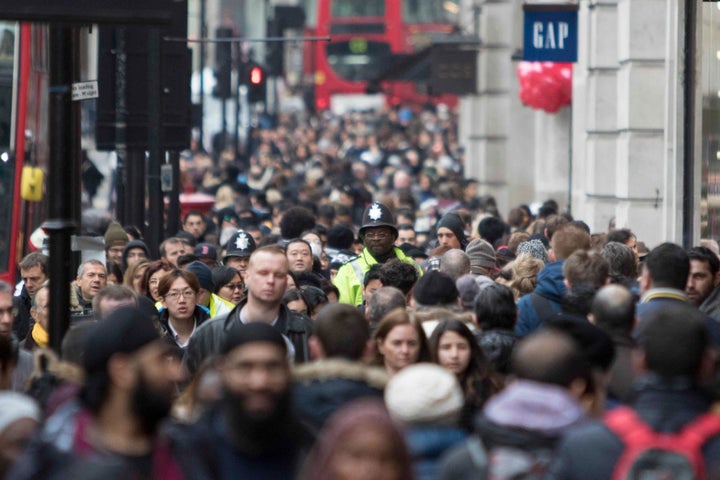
{"left": 402, "top": 0, "right": 459, "bottom": 24}
{"left": 331, "top": 0, "right": 384, "bottom": 18}
{"left": 0, "top": 22, "right": 14, "bottom": 274}
{"left": 326, "top": 41, "right": 392, "bottom": 82}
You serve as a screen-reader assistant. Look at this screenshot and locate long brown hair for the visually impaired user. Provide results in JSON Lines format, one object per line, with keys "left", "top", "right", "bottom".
{"left": 429, "top": 319, "right": 500, "bottom": 410}
{"left": 372, "top": 308, "right": 431, "bottom": 366}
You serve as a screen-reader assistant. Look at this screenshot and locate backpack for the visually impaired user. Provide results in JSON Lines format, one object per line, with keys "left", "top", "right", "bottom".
{"left": 466, "top": 435, "right": 555, "bottom": 480}
{"left": 605, "top": 406, "right": 720, "bottom": 480}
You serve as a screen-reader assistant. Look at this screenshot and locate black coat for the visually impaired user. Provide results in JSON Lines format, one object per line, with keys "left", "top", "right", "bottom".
{"left": 292, "top": 359, "right": 387, "bottom": 433}
{"left": 183, "top": 298, "right": 313, "bottom": 375}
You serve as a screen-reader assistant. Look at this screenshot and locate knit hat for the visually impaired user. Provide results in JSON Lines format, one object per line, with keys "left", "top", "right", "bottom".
{"left": 384, "top": 363, "right": 464, "bottom": 424}
{"left": 0, "top": 392, "right": 40, "bottom": 433}
{"left": 122, "top": 240, "right": 150, "bottom": 266}
{"left": 516, "top": 239, "right": 549, "bottom": 264}
{"left": 456, "top": 274, "right": 482, "bottom": 311}
{"left": 359, "top": 202, "right": 398, "bottom": 240}
{"left": 194, "top": 243, "right": 218, "bottom": 262}
{"left": 436, "top": 213, "right": 467, "bottom": 249}
{"left": 326, "top": 224, "right": 355, "bottom": 250}
{"left": 104, "top": 221, "right": 129, "bottom": 249}
{"left": 185, "top": 260, "right": 214, "bottom": 291}
{"left": 465, "top": 238, "right": 496, "bottom": 275}
{"left": 221, "top": 322, "right": 288, "bottom": 355}
{"left": 83, "top": 307, "right": 160, "bottom": 374}
{"left": 413, "top": 271, "right": 459, "bottom": 306}
{"left": 224, "top": 230, "right": 257, "bottom": 261}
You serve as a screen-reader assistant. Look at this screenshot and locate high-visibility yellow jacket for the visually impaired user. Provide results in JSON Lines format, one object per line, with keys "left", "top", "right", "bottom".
{"left": 333, "top": 247, "right": 420, "bottom": 306}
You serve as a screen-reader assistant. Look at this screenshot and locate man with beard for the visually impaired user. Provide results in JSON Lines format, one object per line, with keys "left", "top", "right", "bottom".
{"left": 174, "top": 322, "right": 312, "bottom": 479}
{"left": 334, "top": 202, "right": 419, "bottom": 306}
{"left": 9, "top": 307, "right": 188, "bottom": 479}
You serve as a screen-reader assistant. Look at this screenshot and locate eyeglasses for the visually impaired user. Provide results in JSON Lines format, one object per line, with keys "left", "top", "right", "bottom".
{"left": 165, "top": 289, "right": 196, "bottom": 300}
{"left": 223, "top": 283, "right": 244, "bottom": 291}
{"left": 364, "top": 231, "right": 391, "bottom": 240}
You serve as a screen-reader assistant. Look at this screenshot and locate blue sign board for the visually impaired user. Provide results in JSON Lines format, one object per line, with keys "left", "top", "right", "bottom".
{"left": 523, "top": 6, "right": 578, "bottom": 62}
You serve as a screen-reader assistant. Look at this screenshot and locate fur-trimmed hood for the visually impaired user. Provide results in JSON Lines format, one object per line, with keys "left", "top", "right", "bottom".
{"left": 292, "top": 359, "right": 388, "bottom": 431}
{"left": 293, "top": 358, "right": 388, "bottom": 390}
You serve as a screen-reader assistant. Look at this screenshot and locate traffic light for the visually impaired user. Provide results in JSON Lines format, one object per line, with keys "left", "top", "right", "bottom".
{"left": 213, "top": 27, "right": 232, "bottom": 99}
{"left": 246, "top": 63, "right": 266, "bottom": 104}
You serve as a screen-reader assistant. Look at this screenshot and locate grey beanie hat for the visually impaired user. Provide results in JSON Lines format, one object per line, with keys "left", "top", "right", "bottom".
{"left": 465, "top": 238, "right": 496, "bottom": 274}
{"left": 516, "top": 239, "right": 549, "bottom": 264}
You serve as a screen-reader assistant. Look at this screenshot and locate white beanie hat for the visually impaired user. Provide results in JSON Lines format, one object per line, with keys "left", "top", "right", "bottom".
{"left": 384, "top": 363, "right": 464, "bottom": 425}
{"left": 0, "top": 392, "right": 40, "bottom": 433}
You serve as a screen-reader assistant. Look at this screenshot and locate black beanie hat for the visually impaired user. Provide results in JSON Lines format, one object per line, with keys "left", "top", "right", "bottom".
{"left": 221, "top": 322, "right": 288, "bottom": 355}
{"left": 83, "top": 307, "right": 160, "bottom": 374}
{"left": 437, "top": 213, "right": 467, "bottom": 249}
{"left": 412, "top": 270, "right": 459, "bottom": 306}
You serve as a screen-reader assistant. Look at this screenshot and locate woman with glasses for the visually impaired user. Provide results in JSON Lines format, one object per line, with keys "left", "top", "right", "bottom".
{"left": 211, "top": 266, "right": 244, "bottom": 305}
{"left": 141, "top": 261, "right": 173, "bottom": 305}
{"left": 157, "top": 269, "right": 210, "bottom": 351}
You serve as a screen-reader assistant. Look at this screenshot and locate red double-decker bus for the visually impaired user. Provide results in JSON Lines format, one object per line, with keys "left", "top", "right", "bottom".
{"left": 0, "top": 22, "right": 49, "bottom": 285}
{"left": 304, "top": 0, "right": 460, "bottom": 112}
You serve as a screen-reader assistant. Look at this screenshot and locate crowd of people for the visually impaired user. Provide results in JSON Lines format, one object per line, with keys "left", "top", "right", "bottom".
{"left": 0, "top": 106, "right": 719, "bottom": 478}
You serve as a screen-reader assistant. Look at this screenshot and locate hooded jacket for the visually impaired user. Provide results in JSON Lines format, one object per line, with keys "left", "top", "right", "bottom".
{"left": 292, "top": 359, "right": 388, "bottom": 432}
{"left": 514, "top": 261, "right": 566, "bottom": 336}
{"left": 438, "top": 380, "right": 586, "bottom": 480}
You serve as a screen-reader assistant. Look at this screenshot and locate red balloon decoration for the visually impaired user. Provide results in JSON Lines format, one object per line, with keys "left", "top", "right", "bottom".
{"left": 516, "top": 62, "right": 572, "bottom": 113}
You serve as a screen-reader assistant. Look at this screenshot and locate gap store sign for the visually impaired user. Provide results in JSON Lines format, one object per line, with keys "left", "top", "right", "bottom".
{"left": 523, "top": 4, "right": 578, "bottom": 62}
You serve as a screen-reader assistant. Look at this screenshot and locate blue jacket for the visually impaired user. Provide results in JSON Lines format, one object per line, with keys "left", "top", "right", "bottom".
{"left": 547, "top": 374, "right": 720, "bottom": 480}
{"left": 515, "top": 261, "right": 566, "bottom": 336}
{"left": 406, "top": 426, "right": 467, "bottom": 480}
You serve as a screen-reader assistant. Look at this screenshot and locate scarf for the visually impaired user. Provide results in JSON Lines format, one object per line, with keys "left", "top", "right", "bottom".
{"left": 31, "top": 322, "right": 48, "bottom": 348}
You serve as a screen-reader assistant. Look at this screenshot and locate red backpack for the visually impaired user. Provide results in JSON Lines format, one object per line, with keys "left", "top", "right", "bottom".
{"left": 604, "top": 406, "right": 720, "bottom": 480}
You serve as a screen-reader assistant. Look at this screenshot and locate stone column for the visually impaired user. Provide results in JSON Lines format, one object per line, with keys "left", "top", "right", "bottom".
{"left": 572, "top": 0, "right": 683, "bottom": 245}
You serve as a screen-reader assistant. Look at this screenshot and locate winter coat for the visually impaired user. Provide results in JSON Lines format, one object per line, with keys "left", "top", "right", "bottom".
{"left": 636, "top": 289, "right": 720, "bottom": 345}
{"left": 514, "top": 261, "right": 566, "bottom": 337}
{"left": 167, "top": 405, "right": 313, "bottom": 480}
{"left": 437, "top": 379, "right": 587, "bottom": 480}
{"left": 292, "top": 359, "right": 388, "bottom": 432}
{"left": 333, "top": 246, "right": 418, "bottom": 306}
{"left": 183, "top": 298, "right": 313, "bottom": 375}
{"left": 408, "top": 426, "right": 467, "bottom": 480}
{"left": 158, "top": 305, "right": 210, "bottom": 353}
{"left": 13, "top": 286, "right": 32, "bottom": 341}
{"left": 700, "top": 284, "right": 720, "bottom": 322}
{"left": 546, "top": 374, "right": 720, "bottom": 480}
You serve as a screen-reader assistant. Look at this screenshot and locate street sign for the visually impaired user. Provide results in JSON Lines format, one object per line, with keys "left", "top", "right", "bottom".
{"left": 523, "top": 4, "right": 578, "bottom": 62}
{"left": 71, "top": 81, "right": 99, "bottom": 101}
{"left": 429, "top": 46, "right": 477, "bottom": 95}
